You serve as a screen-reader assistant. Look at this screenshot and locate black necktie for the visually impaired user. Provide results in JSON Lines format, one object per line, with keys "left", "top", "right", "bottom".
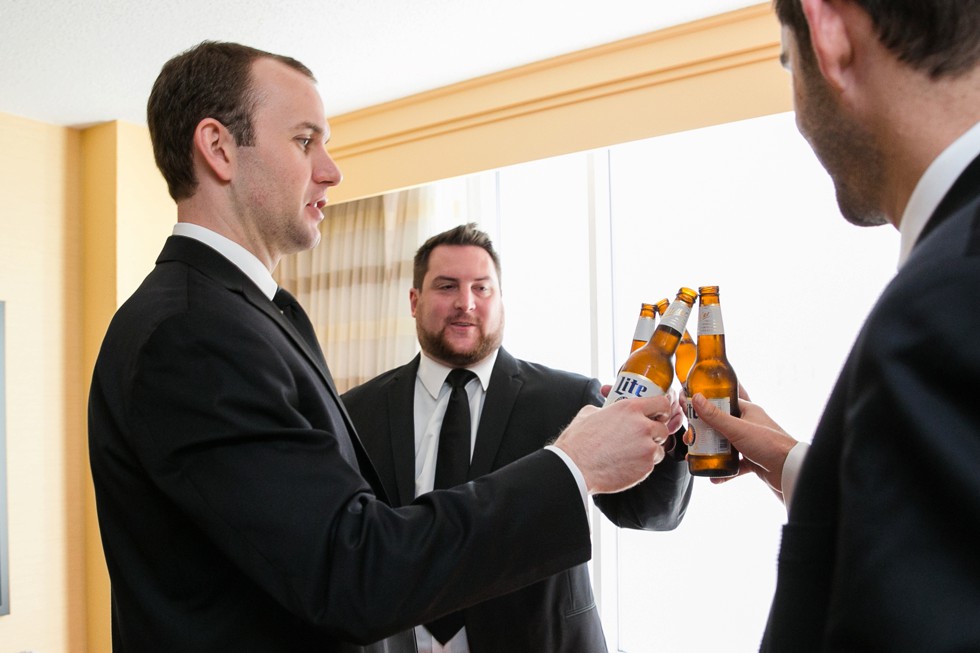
{"left": 273, "top": 286, "right": 309, "bottom": 337}
{"left": 426, "top": 368, "right": 476, "bottom": 643}
{"left": 433, "top": 368, "right": 476, "bottom": 490}
{"left": 273, "top": 286, "right": 333, "bottom": 384}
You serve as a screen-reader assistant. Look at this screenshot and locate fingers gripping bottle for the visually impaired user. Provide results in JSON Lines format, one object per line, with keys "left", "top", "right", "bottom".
{"left": 684, "top": 285, "right": 741, "bottom": 477}
{"left": 606, "top": 288, "right": 697, "bottom": 405}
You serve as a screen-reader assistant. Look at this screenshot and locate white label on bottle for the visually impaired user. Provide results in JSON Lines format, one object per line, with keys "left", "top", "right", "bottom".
{"left": 697, "top": 303, "right": 725, "bottom": 337}
{"left": 686, "top": 396, "right": 733, "bottom": 455}
{"left": 632, "top": 317, "right": 656, "bottom": 342}
{"left": 659, "top": 301, "right": 692, "bottom": 334}
{"left": 604, "top": 371, "right": 665, "bottom": 406}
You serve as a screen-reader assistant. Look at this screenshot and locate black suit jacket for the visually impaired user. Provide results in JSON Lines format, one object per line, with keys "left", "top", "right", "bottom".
{"left": 342, "top": 349, "right": 693, "bottom": 653}
{"left": 762, "top": 154, "right": 980, "bottom": 651}
{"left": 87, "top": 237, "right": 595, "bottom": 652}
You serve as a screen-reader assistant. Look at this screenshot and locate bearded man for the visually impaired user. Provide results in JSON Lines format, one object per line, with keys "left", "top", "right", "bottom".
{"left": 342, "top": 222, "right": 693, "bottom": 653}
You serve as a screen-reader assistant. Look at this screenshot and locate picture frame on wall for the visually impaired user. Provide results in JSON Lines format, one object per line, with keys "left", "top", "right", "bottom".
{"left": 0, "top": 301, "right": 9, "bottom": 615}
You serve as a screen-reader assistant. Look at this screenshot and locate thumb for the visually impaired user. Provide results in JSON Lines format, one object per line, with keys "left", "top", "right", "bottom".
{"left": 691, "top": 393, "right": 742, "bottom": 443}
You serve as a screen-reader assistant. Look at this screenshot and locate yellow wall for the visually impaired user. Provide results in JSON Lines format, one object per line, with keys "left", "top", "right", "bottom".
{"left": 0, "top": 4, "right": 785, "bottom": 650}
{"left": 0, "top": 113, "right": 173, "bottom": 652}
{"left": 0, "top": 112, "right": 86, "bottom": 652}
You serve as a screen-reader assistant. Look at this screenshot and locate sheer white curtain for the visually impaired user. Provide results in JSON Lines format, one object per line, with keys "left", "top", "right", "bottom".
{"left": 275, "top": 187, "right": 434, "bottom": 392}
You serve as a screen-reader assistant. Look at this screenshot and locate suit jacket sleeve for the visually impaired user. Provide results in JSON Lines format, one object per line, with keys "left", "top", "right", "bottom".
{"left": 589, "top": 379, "right": 694, "bottom": 530}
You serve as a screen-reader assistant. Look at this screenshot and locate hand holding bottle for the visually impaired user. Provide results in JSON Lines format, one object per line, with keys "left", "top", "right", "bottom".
{"left": 554, "top": 395, "right": 672, "bottom": 494}
{"left": 601, "top": 384, "right": 686, "bottom": 457}
{"left": 686, "top": 386, "right": 798, "bottom": 499}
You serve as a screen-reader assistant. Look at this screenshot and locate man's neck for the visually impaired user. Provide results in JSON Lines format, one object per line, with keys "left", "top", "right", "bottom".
{"left": 177, "top": 194, "right": 279, "bottom": 272}
{"left": 874, "top": 66, "right": 980, "bottom": 227}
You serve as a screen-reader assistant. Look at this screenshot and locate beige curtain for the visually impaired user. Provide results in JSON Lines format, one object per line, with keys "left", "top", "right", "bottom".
{"left": 275, "top": 187, "right": 433, "bottom": 392}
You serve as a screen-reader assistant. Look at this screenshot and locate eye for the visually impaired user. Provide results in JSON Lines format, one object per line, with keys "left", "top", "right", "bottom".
{"left": 297, "top": 136, "right": 313, "bottom": 151}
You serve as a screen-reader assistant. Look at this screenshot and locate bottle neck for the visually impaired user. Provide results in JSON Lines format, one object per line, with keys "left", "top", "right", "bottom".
{"left": 697, "top": 303, "right": 725, "bottom": 337}
{"left": 695, "top": 332, "right": 728, "bottom": 360}
{"left": 632, "top": 316, "right": 657, "bottom": 348}
{"left": 648, "top": 299, "right": 692, "bottom": 357}
{"left": 649, "top": 326, "right": 683, "bottom": 356}
{"left": 695, "top": 302, "right": 727, "bottom": 360}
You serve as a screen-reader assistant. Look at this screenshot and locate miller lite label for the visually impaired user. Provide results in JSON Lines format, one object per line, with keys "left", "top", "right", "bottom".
{"left": 604, "top": 371, "right": 664, "bottom": 406}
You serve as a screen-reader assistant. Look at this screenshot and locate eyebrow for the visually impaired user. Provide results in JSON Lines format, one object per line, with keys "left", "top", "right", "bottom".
{"left": 295, "top": 121, "right": 328, "bottom": 141}
{"left": 432, "top": 275, "right": 494, "bottom": 284}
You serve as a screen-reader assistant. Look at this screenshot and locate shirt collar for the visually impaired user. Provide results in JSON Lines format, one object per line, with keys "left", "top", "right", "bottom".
{"left": 172, "top": 222, "right": 279, "bottom": 300}
{"left": 417, "top": 349, "right": 499, "bottom": 400}
{"left": 898, "top": 120, "right": 980, "bottom": 268}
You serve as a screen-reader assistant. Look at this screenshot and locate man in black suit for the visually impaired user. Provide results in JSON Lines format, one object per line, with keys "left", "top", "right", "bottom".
{"left": 87, "top": 41, "right": 677, "bottom": 652}
{"left": 689, "top": 1, "right": 980, "bottom": 650}
{"left": 342, "top": 224, "right": 693, "bottom": 652}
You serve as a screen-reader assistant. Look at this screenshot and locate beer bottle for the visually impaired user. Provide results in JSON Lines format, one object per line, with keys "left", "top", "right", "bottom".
{"left": 629, "top": 298, "right": 669, "bottom": 352}
{"left": 684, "top": 285, "right": 740, "bottom": 477}
{"left": 629, "top": 303, "right": 658, "bottom": 353}
{"left": 606, "top": 288, "right": 697, "bottom": 404}
{"left": 675, "top": 329, "right": 696, "bottom": 385}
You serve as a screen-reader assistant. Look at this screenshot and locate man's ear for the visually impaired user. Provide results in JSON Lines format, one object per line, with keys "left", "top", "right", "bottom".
{"left": 409, "top": 288, "right": 419, "bottom": 317}
{"left": 192, "top": 118, "right": 235, "bottom": 183}
{"left": 800, "top": 0, "right": 854, "bottom": 93}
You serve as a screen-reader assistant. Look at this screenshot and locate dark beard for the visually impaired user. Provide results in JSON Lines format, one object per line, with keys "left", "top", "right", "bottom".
{"left": 417, "top": 325, "right": 503, "bottom": 367}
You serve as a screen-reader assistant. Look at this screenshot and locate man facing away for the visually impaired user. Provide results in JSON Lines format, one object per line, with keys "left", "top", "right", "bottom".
{"left": 688, "top": 1, "right": 980, "bottom": 650}
{"left": 87, "top": 41, "right": 676, "bottom": 652}
{"left": 342, "top": 223, "right": 693, "bottom": 653}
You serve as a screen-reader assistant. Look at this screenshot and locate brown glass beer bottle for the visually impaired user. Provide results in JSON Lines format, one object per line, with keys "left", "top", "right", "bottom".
{"left": 629, "top": 299, "right": 670, "bottom": 353}
{"left": 606, "top": 288, "right": 697, "bottom": 404}
{"left": 629, "top": 303, "right": 659, "bottom": 353}
{"left": 684, "top": 285, "right": 740, "bottom": 477}
{"left": 674, "top": 329, "right": 696, "bottom": 385}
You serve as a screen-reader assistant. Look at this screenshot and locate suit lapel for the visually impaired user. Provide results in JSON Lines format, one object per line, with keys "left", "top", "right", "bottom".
{"left": 469, "top": 349, "right": 523, "bottom": 480}
{"left": 253, "top": 286, "right": 388, "bottom": 499}
{"left": 245, "top": 283, "right": 380, "bottom": 478}
{"left": 157, "top": 236, "right": 388, "bottom": 501}
{"left": 386, "top": 357, "right": 421, "bottom": 507}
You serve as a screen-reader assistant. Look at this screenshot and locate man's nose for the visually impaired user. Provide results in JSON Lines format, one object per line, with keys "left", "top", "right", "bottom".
{"left": 454, "top": 289, "right": 476, "bottom": 311}
{"left": 315, "top": 148, "right": 343, "bottom": 187}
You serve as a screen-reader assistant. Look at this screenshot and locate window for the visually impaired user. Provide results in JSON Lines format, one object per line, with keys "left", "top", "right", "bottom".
{"left": 428, "top": 111, "right": 898, "bottom": 651}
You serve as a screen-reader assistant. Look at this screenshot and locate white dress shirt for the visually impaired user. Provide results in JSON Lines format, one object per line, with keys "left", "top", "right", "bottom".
{"left": 411, "top": 350, "right": 588, "bottom": 652}
{"left": 411, "top": 352, "right": 495, "bottom": 653}
{"left": 171, "top": 222, "right": 278, "bottom": 300}
{"left": 781, "top": 120, "right": 980, "bottom": 513}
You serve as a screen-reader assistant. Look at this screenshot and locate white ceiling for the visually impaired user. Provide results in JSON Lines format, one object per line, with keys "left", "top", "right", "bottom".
{"left": 0, "top": 0, "right": 759, "bottom": 128}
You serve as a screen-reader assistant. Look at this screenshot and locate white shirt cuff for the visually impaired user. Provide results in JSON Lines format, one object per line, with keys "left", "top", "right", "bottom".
{"left": 781, "top": 441, "right": 810, "bottom": 515}
{"left": 544, "top": 445, "right": 591, "bottom": 520}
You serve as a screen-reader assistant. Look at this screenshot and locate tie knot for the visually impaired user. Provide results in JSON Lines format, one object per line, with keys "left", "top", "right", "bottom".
{"left": 273, "top": 287, "right": 297, "bottom": 311}
{"left": 446, "top": 368, "right": 475, "bottom": 389}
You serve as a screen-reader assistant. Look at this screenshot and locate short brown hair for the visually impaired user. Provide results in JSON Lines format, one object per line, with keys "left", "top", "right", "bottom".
{"left": 413, "top": 223, "right": 502, "bottom": 289}
{"left": 147, "top": 41, "right": 315, "bottom": 201}
{"left": 774, "top": 0, "right": 980, "bottom": 78}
